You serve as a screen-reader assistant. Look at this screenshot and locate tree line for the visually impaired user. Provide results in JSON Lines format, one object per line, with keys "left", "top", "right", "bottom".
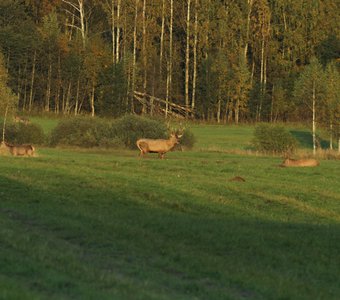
{"left": 0, "top": 0, "right": 339, "bottom": 129}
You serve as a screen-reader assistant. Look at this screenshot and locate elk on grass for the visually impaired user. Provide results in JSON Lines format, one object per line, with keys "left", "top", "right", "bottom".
{"left": 0, "top": 141, "right": 35, "bottom": 157}
{"left": 280, "top": 158, "right": 319, "bottom": 167}
{"left": 136, "top": 133, "right": 182, "bottom": 159}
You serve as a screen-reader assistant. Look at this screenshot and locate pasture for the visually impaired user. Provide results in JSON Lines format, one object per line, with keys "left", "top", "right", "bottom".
{"left": 1, "top": 123, "right": 340, "bottom": 300}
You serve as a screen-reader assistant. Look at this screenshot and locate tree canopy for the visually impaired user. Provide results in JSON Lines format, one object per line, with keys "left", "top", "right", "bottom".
{"left": 0, "top": 0, "right": 339, "bottom": 124}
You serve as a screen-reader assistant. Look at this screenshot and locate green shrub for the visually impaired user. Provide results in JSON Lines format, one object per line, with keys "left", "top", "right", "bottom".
{"left": 49, "top": 115, "right": 170, "bottom": 149}
{"left": 177, "top": 128, "right": 196, "bottom": 150}
{"left": 5, "top": 122, "right": 46, "bottom": 145}
{"left": 50, "top": 117, "right": 114, "bottom": 148}
{"left": 112, "top": 115, "right": 167, "bottom": 149}
{"left": 252, "top": 123, "right": 297, "bottom": 155}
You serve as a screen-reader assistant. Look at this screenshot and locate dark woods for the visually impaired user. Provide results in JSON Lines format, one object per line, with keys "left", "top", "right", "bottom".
{"left": 0, "top": 0, "right": 339, "bottom": 124}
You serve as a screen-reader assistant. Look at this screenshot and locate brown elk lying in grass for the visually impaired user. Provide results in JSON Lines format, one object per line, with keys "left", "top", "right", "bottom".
{"left": 136, "top": 133, "right": 182, "bottom": 159}
{"left": 13, "top": 116, "right": 30, "bottom": 125}
{"left": 0, "top": 141, "right": 35, "bottom": 157}
{"left": 280, "top": 158, "right": 319, "bottom": 167}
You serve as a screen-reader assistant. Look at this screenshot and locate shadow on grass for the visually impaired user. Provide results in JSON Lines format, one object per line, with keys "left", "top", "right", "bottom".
{"left": 290, "top": 130, "right": 329, "bottom": 149}
{"left": 1, "top": 174, "right": 340, "bottom": 300}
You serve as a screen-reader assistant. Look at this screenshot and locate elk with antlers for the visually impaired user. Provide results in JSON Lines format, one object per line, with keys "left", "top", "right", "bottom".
{"left": 136, "top": 132, "right": 183, "bottom": 159}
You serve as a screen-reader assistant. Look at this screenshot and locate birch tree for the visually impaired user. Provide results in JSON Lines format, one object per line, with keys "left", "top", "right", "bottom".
{"left": 165, "top": 0, "right": 173, "bottom": 118}
{"left": 62, "top": 0, "right": 87, "bottom": 48}
{"left": 191, "top": 0, "right": 199, "bottom": 116}
{"left": 0, "top": 52, "right": 17, "bottom": 143}
{"left": 185, "top": 0, "right": 191, "bottom": 118}
{"left": 324, "top": 62, "right": 340, "bottom": 150}
{"left": 294, "top": 57, "right": 325, "bottom": 155}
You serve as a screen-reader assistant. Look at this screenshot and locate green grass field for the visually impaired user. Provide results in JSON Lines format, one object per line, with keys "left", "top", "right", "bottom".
{"left": 1, "top": 123, "right": 340, "bottom": 299}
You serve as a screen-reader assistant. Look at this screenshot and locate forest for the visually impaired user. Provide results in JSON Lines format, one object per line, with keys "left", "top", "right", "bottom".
{"left": 0, "top": 0, "right": 339, "bottom": 127}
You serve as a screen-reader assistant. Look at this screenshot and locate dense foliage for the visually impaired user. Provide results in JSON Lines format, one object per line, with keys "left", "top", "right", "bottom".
{"left": 0, "top": 0, "right": 339, "bottom": 123}
{"left": 5, "top": 122, "right": 46, "bottom": 145}
{"left": 50, "top": 117, "right": 114, "bottom": 147}
{"left": 112, "top": 115, "right": 168, "bottom": 149}
{"left": 252, "top": 123, "right": 298, "bottom": 155}
{"left": 49, "top": 115, "right": 189, "bottom": 149}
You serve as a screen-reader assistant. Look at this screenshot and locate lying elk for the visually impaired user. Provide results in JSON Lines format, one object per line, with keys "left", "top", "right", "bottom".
{"left": 1, "top": 141, "right": 35, "bottom": 157}
{"left": 136, "top": 133, "right": 183, "bottom": 159}
{"left": 13, "top": 116, "right": 30, "bottom": 125}
{"left": 280, "top": 158, "right": 319, "bottom": 167}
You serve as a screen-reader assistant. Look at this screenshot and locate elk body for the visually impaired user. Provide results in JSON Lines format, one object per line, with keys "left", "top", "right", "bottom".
{"left": 281, "top": 158, "right": 319, "bottom": 167}
{"left": 136, "top": 134, "right": 182, "bottom": 159}
{"left": 13, "top": 116, "right": 30, "bottom": 125}
{"left": 1, "top": 141, "right": 35, "bottom": 157}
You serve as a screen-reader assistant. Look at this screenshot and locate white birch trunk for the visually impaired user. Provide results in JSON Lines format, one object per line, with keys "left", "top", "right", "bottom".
{"left": 75, "top": 78, "right": 80, "bottom": 115}
{"left": 111, "top": 0, "right": 116, "bottom": 64}
{"left": 185, "top": 0, "right": 191, "bottom": 118}
{"left": 116, "top": 0, "right": 121, "bottom": 62}
{"left": 244, "top": 0, "right": 253, "bottom": 59}
{"left": 29, "top": 50, "right": 36, "bottom": 112}
{"left": 142, "top": 0, "right": 147, "bottom": 97}
{"left": 131, "top": 0, "right": 139, "bottom": 113}
{"left": 166, "top": 0, "right": 173, "bottom": 118}
{"left": 329, "top": 123, "right": 333, "bottom": 150}
{"left": 91, "top": 83, "right": 95, "bottom": 117}
{"left": 312, "top": 81, "right": 316, "bottom": 155}
{"left": 160, "top": 0, "right": 165, "bottom": 77}
{"left": 78, "top": 0, "right": 86, "bottom": 48}
{"left": 191, "top": 0, "right": 198, "bottom": 115}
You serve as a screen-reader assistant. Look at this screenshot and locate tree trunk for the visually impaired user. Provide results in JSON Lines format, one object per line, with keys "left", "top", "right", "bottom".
{"left": 75, "top": 77, "right": 80, "bottom": 115}
{"left": 258, "top": 37, "right": 265, "bottom": 121}
{"left": 185, "top": 0, "right": 191, "bottom": 118}
{"left": 166, "top": 0, "right": 173, "bottom": 118}
{"left": 270, "top": 83, "right": 274, "bottom": 123}
{"left": 116, "top": 0, "right": 121, "bottom": 62}
{"left": 191, "top": 0, "right": 198, "bottom": 116}
{"left": 111, "top": 0, "right": 116, "bottom": 64}
{"left": 29, "top": 50, "right": 36, "bottom": 112}
{"left": 142, "top": 0, "right": 147, "bottom": 113}
{"left": 2, "top": 104, "right": 8, "bottom": 143}
{"left": 91, "top": 83, "right": 95, "bottom": 117}
{"left": 217, "top": 97, "right": 221, "bottom": 124}
{"left": 312, "top": 80, "right": 316, "bottom": 155}
{"left": 244, "top": 0, "right": 253, "bottom": 59}
{"left": 131, "top": 0, "right": 138, "bottom": 113}
{"left": 79, "top": 0, "right": 86, "bottom": 48}
{"left": 65, "top": 81, "right": 71, "bottom": 114}
{"left": 160, "top": 0, "right": 165, "bottom": 77}
{"left": 45, "top": 61, "right": 52, "bottom": 112}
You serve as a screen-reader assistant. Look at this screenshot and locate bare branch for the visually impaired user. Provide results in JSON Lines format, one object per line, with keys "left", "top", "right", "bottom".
{"left": 62, "top": 0, "right": 81, "bottom": 13}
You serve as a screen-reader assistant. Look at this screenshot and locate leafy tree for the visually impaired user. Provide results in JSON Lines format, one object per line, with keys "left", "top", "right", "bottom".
{"left": 0, "top": 52, "right": 17, "bottom": 142}
{"left": 294, "top": 57, "right": 325, "bottom": 155}
{"left": 323, "top": 62, "right": 340, "bottom": 150}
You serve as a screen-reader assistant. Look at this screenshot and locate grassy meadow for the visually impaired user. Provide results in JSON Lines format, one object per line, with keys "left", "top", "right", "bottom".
{"left": 1, "top": 121, "right": 340, "bottom": 300}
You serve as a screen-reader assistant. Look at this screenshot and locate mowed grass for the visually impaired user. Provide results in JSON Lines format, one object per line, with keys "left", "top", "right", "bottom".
{"left": 1, "top": 125, "right": 340, "bottom": 300}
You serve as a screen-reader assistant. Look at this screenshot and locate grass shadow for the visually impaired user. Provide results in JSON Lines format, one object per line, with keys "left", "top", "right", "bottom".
{"left": 290, "top": 130, "right": 329, "bottom": 149}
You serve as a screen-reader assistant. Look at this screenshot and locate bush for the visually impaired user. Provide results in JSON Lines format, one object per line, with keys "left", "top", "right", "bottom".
{"left": 49, "top": 115, "right": 170, "bottom": 149}
{"left": 112, "top": 115, "right": 167, "bottom": 149}
{"left": 5, "top": 122, "right": 46, "bottom": 145}
{"left": 177, "top": 128, "right": 196, "bottom": 150}
{"left": 50, "top": 117, "right": 114, "bottom": 148}
{"left": 252, "top": 123, "right": 297, "bottom": 155}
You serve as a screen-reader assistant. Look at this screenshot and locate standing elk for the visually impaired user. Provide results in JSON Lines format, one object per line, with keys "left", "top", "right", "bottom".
{"left": 136, "top": 133, "right": 182, "bottom": 159}
{"left": 280, "top": 158, "right": 319, "bottom": 167}
{"left": 0, "top": 141, "right": 35, "bottom": 157}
